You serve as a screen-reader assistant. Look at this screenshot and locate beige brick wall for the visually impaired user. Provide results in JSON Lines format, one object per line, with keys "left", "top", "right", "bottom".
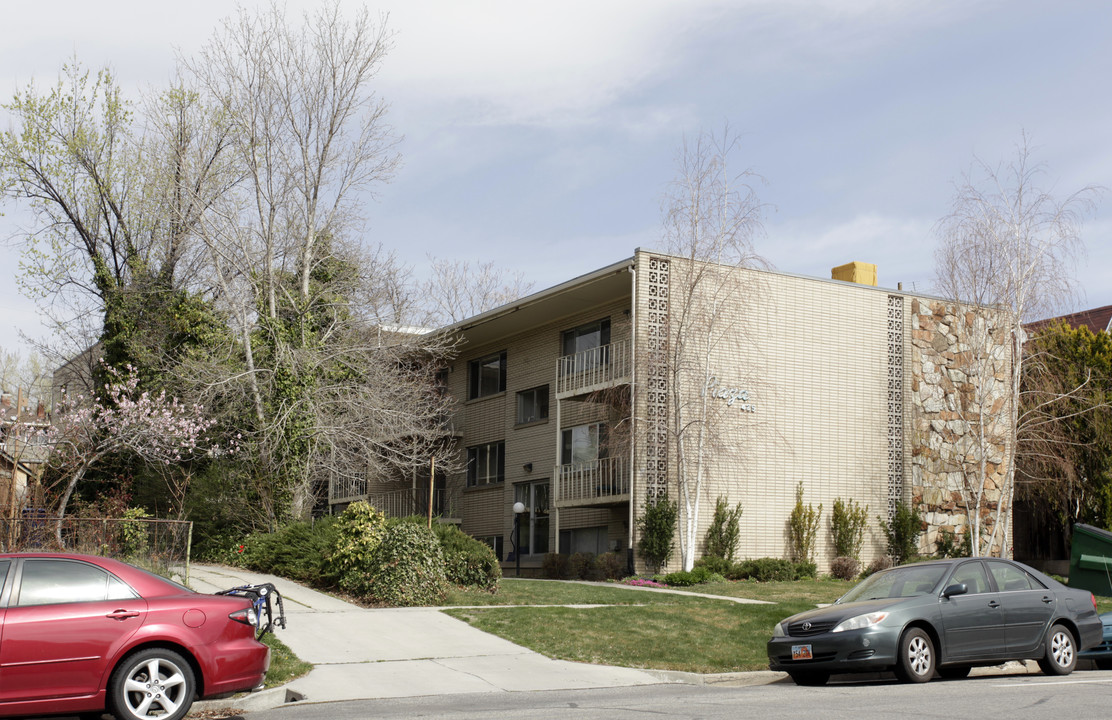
{"left": 447, "top": 295, "right": 634, "bottom": 555}
{"left": 632, "top": 250, "right": 894, "bottom": 572}
{"left": 446, "top": 251, "right": 1006, "bottom": 573}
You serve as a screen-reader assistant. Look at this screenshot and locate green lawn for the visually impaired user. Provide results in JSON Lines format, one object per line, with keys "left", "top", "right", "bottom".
{"left": 444, "top": 578, "right": 1112, "bottom": 674}
{"left": 262, "top": 632, "right": 312, "bottom": 686}
{"left": 443, "top": 578, "right": 847, "bottom": 673}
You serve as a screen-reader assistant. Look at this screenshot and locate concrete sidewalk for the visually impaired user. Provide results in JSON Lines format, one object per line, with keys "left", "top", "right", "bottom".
{"left": 187, "top": 565, "right": 670, "bottom": 713}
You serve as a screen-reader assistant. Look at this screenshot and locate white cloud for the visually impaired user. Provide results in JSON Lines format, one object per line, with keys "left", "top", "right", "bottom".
{"left": 377, "top": 0, "right": 981, "bottom": 129}
{"left": 377, "top": 0, "right": 700, "bottom": 128}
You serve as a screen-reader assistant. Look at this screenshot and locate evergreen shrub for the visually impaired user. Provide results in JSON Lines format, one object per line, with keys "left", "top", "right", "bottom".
{"left": 830, "top": 498, "right": 869, "bottom": 560}
{"left": 879, "top": 502, "right": 923, "bottom": 565}
{"left": 787, "top": 483, "right": 822, "bottom": 563}
{"left": 432, "top": 522, "right": 501, "bottom": 591}
{"left": 367, "top": 520, "right": 447, "bottom": 606}
{"left": 727, "top": 557, "right": 816, "bottom": 582}
{"left": 326, "top": 501, "right": 388, "bottom": 595}
{"left": 239, "top": 518, "right": 337, "bottom": 584}
{"left": 637, "top": 495, "right": 678, "bottom": 573}
{"left": 704, "top": 497, "right": 743, "bottom": 562}
{"left": 694, "top": 555, "right": 731, "bottom": 575}
{"left": 934, "top": 527, "right": 972, "bottom": 559}
{"left": 569, "top": 552, "right": 602, "bottom": 580}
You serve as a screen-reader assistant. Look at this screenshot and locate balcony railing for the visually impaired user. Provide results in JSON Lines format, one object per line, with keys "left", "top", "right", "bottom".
{"left": 554, "top": 456, "right": 629, "bottom": 507}
{"left": 331, "top": 474, "right": 369, "bottom": 504}
{"left": 330, "top": 484, "right": 461, "bottom": 519}
{"left": 555, "top": 339, "right": 631, "bottom": 398}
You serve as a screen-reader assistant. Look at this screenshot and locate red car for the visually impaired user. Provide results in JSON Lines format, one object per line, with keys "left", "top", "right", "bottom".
{"left": 0, "top": 553, "right": 281, "bottom": 720}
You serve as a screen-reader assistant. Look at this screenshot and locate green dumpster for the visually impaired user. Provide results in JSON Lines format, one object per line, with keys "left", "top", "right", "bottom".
{"left": 1069, "top": 523, "right": 1112, "bottom": 596}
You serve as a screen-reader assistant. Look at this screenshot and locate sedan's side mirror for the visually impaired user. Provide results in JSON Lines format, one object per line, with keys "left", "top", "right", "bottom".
{"left": 943, "top": 583, "right": 968, "bottom": 598}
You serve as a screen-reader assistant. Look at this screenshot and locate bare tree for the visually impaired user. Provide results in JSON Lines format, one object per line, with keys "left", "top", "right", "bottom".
{"left": 932, "top": 135, "right": 1101, "bottom": 556}
{"left": 659, "top": 128, "right": 767, "bottom": 571}
{"left": 421, "top": 257, "right": 535, "bottom": 325}
{"left": 181, "top": 3, "right": 460, "bottom": 522}
{"left": 0, "top": 346, "right": 51, "bottom": 410}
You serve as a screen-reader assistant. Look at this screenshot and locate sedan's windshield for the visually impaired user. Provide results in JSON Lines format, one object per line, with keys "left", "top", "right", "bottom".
{"left": 838, "top": 564, "right": 948, "bottom": 604}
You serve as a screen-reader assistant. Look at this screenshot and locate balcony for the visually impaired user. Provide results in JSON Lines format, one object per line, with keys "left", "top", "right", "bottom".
{"left": 555, "top": 339, "right": 631, "bottom": 399}
{"left": 553, "top": 456, "right": 630, "bottom": 508}
{"left": 330, "top": 483, "right": 461, "bottom": 519}
{"left": 330, "top": 474, "right": 370, "bottom": 504}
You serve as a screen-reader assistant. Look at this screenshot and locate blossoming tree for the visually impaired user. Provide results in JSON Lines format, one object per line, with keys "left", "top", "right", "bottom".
{"left": 47, "top": 366, "right": 220, "bottom": 542}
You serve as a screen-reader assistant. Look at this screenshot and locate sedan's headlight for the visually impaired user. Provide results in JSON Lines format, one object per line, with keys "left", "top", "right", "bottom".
{"left": 832, "top": 612, "right": 889, "bottom": 633}
{"left": 772, "top": 622, "right": 786, "bottom": 638}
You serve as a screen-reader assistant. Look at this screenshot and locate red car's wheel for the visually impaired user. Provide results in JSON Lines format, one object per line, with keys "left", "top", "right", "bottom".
{"left": 108, "top": 648, "right": 196, "bottom": 720}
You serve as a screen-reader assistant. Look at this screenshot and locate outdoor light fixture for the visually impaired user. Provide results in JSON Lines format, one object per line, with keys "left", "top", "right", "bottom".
{"left": 512, "top": 501, "right": 526, "bottom": 577}
{"left": 523, "top": 462, "right": 533, "bottom": 472}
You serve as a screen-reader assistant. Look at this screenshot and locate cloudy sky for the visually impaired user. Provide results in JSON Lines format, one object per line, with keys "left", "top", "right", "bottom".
{"left": 2, "top": 0, "right": 1110, "bottom": 349}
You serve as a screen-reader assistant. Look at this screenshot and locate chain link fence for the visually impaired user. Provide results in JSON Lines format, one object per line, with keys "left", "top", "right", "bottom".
{"left": 0, "top": 513, "right": 193, "bottom": 583}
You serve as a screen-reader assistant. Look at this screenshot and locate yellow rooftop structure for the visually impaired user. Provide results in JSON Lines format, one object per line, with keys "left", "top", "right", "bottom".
{"left": 831, "top": 261, "right": 878, "bottom": 287}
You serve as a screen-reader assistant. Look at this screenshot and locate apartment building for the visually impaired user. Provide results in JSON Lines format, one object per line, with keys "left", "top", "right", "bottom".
{"left": 338, "top": 249, "right": 1014, "bottom": 574}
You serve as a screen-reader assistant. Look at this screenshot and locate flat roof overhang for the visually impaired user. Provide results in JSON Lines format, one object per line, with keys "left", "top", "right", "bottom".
{"left": 434, "top": 257, "right": 634, "bottom": 349}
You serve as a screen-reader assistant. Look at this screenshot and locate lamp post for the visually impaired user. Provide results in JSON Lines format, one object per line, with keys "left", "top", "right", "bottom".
{"left": 512, "top": 501, "right": 526, "bottom": 577}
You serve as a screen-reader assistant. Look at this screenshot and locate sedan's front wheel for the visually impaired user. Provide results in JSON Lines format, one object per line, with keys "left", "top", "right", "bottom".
{"left": 108, "top": 648, "right": 196, "bottom": 720}
{"left": 895, "top": 627, "right": 935, "bottom": 683}
{"left": 1038, "top": 624, "right": 1077, "bottom": 676}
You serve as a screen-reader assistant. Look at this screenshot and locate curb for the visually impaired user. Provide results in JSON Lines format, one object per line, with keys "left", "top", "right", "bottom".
{"left": 644, "top": 669, "right": 790, "bottom": 687}
{"left": 192, "top": 686, "right": 306, "bottom": 715}
{"left": 191, "top": 658, "right": 1095, "bottom": 714}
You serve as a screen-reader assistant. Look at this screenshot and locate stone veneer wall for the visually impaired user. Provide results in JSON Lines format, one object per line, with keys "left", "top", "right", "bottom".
{"left": 909, "top": 298, "right": 1013, "bottom": 556}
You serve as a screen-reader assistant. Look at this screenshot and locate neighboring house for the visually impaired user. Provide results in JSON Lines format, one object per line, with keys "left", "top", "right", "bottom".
{"left": 51, "top": 341, "right": 103, "bottom": 409}
{"left": 1014, "top": 304, "right": 1112, "bottom": 574}
{"left": 360, "top": 249, "right": 1013, "bottom": 574}
{"left": 0, "top": 449, "right": 34, "bottom": 519}
{"left": 0, "top": 391, "right": 51, "bottom": 516}
{"left": 1026, "top": 304, "right": 1112, "bottom": 335}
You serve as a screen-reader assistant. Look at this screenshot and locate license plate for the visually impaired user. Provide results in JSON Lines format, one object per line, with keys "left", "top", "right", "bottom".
{"left": 791, "top": 644, "right": 813, "bottom": 660}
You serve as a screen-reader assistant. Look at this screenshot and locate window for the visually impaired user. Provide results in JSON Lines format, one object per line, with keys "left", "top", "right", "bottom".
{"left": 468, "top": 351, "right": 506, "bottom": 399}
{"left": 950, "top": 561, "right": 990, "bottom": 594}
{"left": 516, "top": 386, "right": 549, "bottom": 424}
{"left": 514, "top": 481, "right": 550, "bottom": 556}
{"left": 987, "top": 561, "right": 1044, "bottom": 592}
{"left": 559, "top": 526, "right": 609, "bottom": 555}
{"left": 16, "top": 560, "right": 135, "bottom": 606}
{"left": 561, "top": 319, "right": 611, "bottom": 372}
{"left": 467, "top": 442, "right": 505, "bottom": 486}
{"left": 561, "top": 422, "right": 608, "bottom": 466}
{"left": 562, "top": 318, "right": 610, "bottom": 357}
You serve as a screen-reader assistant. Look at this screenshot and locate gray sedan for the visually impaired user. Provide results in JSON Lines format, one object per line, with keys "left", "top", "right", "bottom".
{"left": 767, "top": 558, "right": 1102, "bottom": 685}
